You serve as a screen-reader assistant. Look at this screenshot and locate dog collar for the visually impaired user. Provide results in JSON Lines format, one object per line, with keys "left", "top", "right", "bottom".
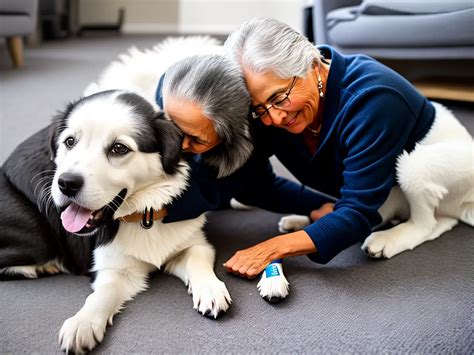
{"left": 118, "top": 207, "right": 166, "bottom": 229}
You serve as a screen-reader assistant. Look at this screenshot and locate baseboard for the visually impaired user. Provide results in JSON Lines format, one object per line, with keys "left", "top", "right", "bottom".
{"left": 413, "top": 79, "right": 474, "bottom": 103}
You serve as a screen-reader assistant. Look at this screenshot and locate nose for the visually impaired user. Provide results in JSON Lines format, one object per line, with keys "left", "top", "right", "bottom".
{"left": 182, "top": 136, "right": 190, "bottom": 151}
{"left": 58, "top": 173, "right": 84, "bottom": 197}
{"left": 265, "top": 107, "right": 288, "bottom": 126}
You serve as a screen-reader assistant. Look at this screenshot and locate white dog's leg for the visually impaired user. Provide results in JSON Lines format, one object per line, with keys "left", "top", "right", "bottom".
{"left": 377, "top": 186, "right": 410, "bottom": 224}
{"left": 165, "top": 243, "right": 231, "bottom": 318}
{"left": 278, "top": 215, "right": 311, "bottom": 233}
{"left": 257, "top": 260, "right": 289, "bottom": 303}
{"left": 363, "top": 141, "right": 471, "bottom": 259}
{"left": 59, "top": 263, "right": 151, "bottom": 353}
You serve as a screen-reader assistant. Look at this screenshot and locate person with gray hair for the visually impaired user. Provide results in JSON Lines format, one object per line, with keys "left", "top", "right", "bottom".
{"left": 158, "top": 54, "right": 253, "bottom": 178}
{"left": 215, "top": 17, "right": 469, "bottom": 279}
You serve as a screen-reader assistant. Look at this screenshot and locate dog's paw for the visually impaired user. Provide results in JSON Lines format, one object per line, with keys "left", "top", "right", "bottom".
{"left": 278, "top": 215, "right": 311, "bottom": 233}
{"left": 191, "top": 278, "right": 232, "bottom": 319}
{"left": 257, "top": 262, "right": 289, "bottom": 303}
{"left": 59, "top": 310, "right": 107, "bottom": 353}
{"left": 362, "top": 230, "right": 408, "bottom": 259}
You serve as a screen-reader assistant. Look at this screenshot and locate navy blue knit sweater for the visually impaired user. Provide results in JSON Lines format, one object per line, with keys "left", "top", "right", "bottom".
{"left": 163, "top": 45, "right": 435, "bottom": 264}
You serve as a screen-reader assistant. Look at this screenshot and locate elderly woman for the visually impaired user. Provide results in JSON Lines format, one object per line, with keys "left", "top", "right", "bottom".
{"left": 168, "top": 18, "right": 471, "bottom": 279}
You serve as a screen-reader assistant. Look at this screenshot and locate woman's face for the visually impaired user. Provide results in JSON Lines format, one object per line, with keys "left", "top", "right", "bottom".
{"left": 164, "top": 97, "right": 221, "bottom": 154}
{"left": 244, "top": 69, "right": 320, "bottom": 134}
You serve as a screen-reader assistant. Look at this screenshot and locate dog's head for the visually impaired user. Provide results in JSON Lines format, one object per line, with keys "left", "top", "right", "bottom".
{"left": 50, "top": 90, "right": 184, "bottom": 236}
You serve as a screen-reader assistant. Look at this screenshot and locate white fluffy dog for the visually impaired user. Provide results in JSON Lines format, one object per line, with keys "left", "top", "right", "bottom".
{"left": 52, "top": 90, "right": 231, "bottom": 353}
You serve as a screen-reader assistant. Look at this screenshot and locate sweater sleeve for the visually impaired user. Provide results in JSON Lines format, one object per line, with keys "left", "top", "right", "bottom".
{"left": 304, "top": 89, "right": 418, "bottom": 264}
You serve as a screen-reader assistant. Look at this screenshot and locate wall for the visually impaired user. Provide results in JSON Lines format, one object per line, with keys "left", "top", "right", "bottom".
{"left": 79, "top": 0, "right": 303, "bottom": 34}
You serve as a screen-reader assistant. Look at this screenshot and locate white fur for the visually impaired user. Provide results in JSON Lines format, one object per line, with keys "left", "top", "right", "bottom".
{"left": 54, "top": 91, "right": 230, "bottom": 353}
{"left": 278, "top": 215, "right": 311, "bottom": 234}
{"left": 278, "top": 103, "right": 473, "bottom": 259}
{"left": 83, "top": 36, "right": 223, "bottom": 107}
{"left": 362, "top": 102, "right": 473, "bottom": 258}
{"left": 257, "top": 263, "right": 289, "bottom": 301}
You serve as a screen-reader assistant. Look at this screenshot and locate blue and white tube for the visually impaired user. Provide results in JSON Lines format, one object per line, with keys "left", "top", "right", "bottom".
{"left": 257, "top": 259, "right": 290, "bottom": 303}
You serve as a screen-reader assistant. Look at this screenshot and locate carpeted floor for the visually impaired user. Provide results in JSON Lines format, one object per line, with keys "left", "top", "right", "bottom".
{"left": 0, "top": 35, "right": 473, "bottom": 354}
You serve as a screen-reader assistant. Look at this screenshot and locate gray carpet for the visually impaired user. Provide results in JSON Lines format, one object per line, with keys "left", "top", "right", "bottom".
{"left": 1, "top": 35, "right": 473, "bottom": 354}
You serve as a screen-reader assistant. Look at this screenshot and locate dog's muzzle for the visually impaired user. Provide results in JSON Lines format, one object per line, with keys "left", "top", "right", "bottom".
{"left": 60, "top": 188, "right": 127, "bottom": 236}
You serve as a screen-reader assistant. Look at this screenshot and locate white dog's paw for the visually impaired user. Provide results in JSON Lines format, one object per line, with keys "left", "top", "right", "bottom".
{"left": 190, "top": 278, "right": 232, "bottom": 319}
{"left": 278, "top": 215, "right": 311, "bottom": 233}
{"left": 362, "top": 230, "right": 409, "bottom": 259}
{"left": 59, "top": 310, "right": 108, "bottom": 353}
{"left": 257, "top": 261, "right": 289, "bottom": 303}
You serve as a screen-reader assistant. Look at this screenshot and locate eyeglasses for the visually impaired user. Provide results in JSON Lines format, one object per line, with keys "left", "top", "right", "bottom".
{"left": 251, "top": 76, "right": 298, "bottom": 120}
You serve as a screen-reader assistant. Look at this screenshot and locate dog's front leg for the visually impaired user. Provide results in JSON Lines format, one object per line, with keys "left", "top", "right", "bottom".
{"left": 59, "top": 266, "right": 149, "bottom": 353}
{"left": 166, "top": 243, "right": 231, "bottom": 318}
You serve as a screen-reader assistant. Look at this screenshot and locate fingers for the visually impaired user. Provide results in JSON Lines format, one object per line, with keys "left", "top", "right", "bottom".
{"left": 223, "top": 254, "right": 263, "bottom": 279}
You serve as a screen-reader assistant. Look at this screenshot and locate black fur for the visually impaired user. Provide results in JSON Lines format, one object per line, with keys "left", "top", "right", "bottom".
{"left": 1, "top": 127, "right": 93, "bottom": 276}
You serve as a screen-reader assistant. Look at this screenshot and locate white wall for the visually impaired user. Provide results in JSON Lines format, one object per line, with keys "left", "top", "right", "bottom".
{"left": 79, "top": 0, "right": 304, "bottom": 35}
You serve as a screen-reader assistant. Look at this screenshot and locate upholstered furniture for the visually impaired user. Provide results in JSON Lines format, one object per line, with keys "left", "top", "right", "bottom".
{"left": 0, "top": 0, "right": 38, "bottom": 67}
{"left": 309, "top": 0, "right": 474, "bottom": 59}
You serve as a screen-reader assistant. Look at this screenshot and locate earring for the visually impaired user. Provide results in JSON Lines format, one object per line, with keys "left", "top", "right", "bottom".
{"left": 317, "top": 59, "right": 325, "bottom": 99}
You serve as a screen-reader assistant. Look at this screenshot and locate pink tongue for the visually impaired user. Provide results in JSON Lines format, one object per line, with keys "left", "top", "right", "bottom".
{"left": 61, "top": 203, "right": 93, "bottom": 233}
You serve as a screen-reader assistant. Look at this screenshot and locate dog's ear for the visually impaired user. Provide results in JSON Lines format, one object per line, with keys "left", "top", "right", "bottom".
{"left": 152, "top": 112, "right": 184, "bottom": 175}
{"left": 49, "top": 101, "right": 76, "bottom": 160}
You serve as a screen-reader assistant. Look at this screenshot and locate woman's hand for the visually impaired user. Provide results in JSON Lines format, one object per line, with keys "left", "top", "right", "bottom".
{"left": 224, "top": 238, "right": 281, "bottom": 279}
{"left": 224, "top": 231, "right": 317, "bottom": 279}
{"left": 310, "top": 202, "right": 334, "bottom": 221}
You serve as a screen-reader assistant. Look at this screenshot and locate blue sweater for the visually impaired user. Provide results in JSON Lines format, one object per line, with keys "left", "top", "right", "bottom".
{"left": 163, "top": 46, "right": 435, "bottom": 264}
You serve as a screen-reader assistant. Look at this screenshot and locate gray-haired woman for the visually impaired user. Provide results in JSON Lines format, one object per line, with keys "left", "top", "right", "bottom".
{"left": 157, "top": 54, "right": 253, "bottom": 178}
{"left": 218, "top": 18, "right": 471, "bottom": 278}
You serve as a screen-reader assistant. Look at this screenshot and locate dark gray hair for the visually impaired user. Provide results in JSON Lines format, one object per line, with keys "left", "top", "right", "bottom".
{"left": 162, "top": 54, "right": 252, "bottom": 178}
{"left": 224, "top": 17, "right": 321, "bottom": 79}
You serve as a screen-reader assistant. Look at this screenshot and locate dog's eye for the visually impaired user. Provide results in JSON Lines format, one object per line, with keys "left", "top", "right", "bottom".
{"left": 64, "top": 137, "right": 76, "bottom": 149}
{"left": 111, "top": 143, "right": 130, "bottom": 156}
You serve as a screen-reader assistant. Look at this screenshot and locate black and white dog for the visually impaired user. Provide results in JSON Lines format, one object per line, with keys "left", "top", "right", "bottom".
{"left": 1, "top": 90, "right": 231, "bottom": 353}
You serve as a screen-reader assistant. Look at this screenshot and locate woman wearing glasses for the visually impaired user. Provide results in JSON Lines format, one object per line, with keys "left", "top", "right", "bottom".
{"left": 215, "top": 17, "right": 471, "bottom": 278}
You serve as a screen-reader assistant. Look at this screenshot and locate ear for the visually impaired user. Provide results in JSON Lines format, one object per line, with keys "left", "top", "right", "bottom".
{"left": 152, "top": 112, "right": 184, "bottom": 175}
{"left": 49, "top": 100, "right": 76, "bottom": 160}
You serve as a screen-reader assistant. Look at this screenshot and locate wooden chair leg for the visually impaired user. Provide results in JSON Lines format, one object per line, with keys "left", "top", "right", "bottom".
{"left": 6, "top": 36, "right": 24, "bottom": 68}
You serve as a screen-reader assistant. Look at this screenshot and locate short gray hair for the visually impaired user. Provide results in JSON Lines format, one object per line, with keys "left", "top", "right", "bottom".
{"left": 162, "top": 54, "right": 252, "bottom": 178}
{"left": 224, "top": 17, "right": 321, "bottom": 79}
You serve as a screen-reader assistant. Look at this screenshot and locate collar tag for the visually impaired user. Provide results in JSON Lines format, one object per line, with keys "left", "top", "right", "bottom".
{"left": 140, "top": 207, "right": 154, "bottom": 229}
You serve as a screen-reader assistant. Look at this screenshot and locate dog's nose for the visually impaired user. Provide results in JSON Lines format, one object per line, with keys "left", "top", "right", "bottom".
{"left": 58, "top": 173, "right": 84, "bottom": 197}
